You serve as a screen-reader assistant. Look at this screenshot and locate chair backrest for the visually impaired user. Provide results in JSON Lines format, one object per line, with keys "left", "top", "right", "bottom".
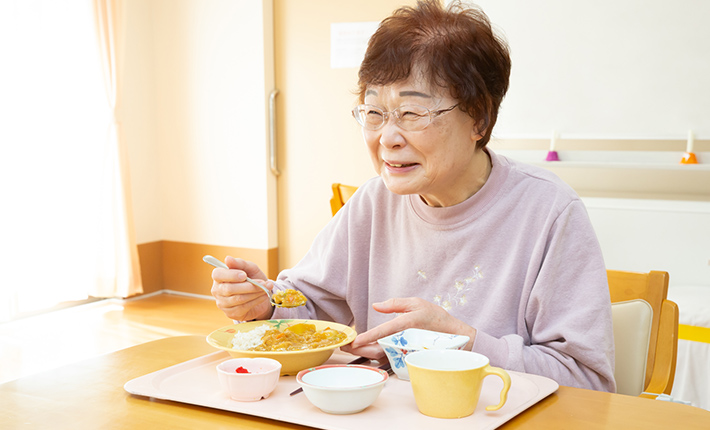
{"left": 611, "top": 299, "right": 653, "bottom": 395}
{"left": 330, "top": 183, "right": 359, "bottom": 216}
{"left": 607, "top": 270, "right": 679, "bottom": 397}
{"left": 327, "top": 184, "right": 680, "bottom": 397}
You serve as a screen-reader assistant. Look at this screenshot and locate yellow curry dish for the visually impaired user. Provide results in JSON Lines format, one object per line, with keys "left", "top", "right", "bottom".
{"left": 253, "top": 323, "right": 347, "bottom": 352}
{"left": 272, "top": 289, "right": 308, "bottom": 308}
{"left": 208, "top": 320, "right": 357, "bottom": 374}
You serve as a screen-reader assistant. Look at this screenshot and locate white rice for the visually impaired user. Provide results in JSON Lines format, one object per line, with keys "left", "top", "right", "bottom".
{"left": 231, "top": 324, "right": 270, "bottom": 350}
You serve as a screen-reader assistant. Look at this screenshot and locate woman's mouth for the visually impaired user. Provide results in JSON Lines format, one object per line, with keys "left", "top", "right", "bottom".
{"left": 384, "top": 161, "right": 419, "bottom": 173}
{"left": 386, "top": 162, "right": 417, "bottom": 168}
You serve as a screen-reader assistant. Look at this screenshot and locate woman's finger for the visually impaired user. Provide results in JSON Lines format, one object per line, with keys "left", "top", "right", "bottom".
{"left": 340, "top": 342, "right": 386, "bottom": 360}
{"left": 371, "top": 297, "right": 421, "bottom": 314}
{"left": 349, "top": 316, "right": 414, "bottom": 348}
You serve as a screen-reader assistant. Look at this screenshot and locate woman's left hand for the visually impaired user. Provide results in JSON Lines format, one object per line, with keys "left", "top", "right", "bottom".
{"left": 340, "top": 297, "right": 477, "bottom": 359}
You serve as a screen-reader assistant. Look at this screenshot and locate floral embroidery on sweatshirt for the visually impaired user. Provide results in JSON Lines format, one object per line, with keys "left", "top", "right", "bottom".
{"left": 432, "top": 266, "right": 483, "bottom": 311}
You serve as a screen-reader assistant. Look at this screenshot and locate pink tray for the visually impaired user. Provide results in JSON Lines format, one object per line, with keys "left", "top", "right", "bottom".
{"left": 124, "top": 351, "right": 558, "bottom": 430}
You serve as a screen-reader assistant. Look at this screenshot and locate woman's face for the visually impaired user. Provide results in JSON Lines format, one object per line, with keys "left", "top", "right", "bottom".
{"left": 362, "top": 76, "right": 487, "bottom": 207}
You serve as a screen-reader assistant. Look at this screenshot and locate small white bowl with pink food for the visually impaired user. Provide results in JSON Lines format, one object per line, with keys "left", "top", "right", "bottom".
{"left": 216, "top": 357, "right": 281, "bottom": 401}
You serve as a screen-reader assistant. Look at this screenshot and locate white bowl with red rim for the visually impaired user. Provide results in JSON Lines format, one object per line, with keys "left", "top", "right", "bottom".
{"left": 216, "top": 357, "right": 281, "bottom": 401}
{"left": 296, "top": 364, "right": 389, "bottom": 414}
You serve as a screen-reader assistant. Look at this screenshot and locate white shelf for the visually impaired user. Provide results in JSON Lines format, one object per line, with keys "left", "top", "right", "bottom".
{"left": 529, "top": 161, "right": 710, "bottom": 171}
{"left": 497, "top": 150, "right": 710, "bottom": 170}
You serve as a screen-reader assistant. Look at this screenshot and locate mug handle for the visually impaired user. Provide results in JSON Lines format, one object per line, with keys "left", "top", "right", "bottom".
{"left": 482, "top": 364, "right": 511, "bottom": 411}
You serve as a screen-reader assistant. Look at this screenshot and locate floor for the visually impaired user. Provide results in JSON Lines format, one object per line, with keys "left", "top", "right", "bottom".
{"left": 0, "top": 292, "right": 233, "bottom": 384}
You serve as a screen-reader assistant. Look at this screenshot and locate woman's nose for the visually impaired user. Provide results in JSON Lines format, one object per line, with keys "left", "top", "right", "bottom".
{"left": 378, "top": 117, "right": 406, "bottom": 149}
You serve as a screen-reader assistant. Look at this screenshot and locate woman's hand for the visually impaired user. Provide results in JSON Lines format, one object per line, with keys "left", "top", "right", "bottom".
{"left": 210, "top": 256, "right": 274, "bottom": 322}
{"left": 341, "top": 297, "right": 477, "bottom": 359}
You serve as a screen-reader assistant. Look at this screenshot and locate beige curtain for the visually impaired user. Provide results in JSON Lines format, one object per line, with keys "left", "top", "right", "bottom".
{"left": 91, "top": 0, "right": 143, "bottom": 297}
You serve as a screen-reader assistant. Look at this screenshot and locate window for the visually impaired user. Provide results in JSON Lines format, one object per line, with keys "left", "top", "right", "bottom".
{"left": 0, "top": 0, "right": 110, "bottom": 321}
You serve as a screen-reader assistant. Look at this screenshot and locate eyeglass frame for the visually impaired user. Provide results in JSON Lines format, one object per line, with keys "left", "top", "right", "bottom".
{"left": 351, "top": 103, "right": 460, "bottom": 131}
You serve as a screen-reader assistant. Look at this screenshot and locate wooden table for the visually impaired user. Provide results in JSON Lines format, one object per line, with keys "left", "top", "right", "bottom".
{"left": 1, "top": 336, "right": 708, "bottom": 429}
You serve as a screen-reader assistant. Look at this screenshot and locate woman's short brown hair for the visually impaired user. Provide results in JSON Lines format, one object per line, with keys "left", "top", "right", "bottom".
{"left": 358, "top": 0, "right": 511, "bottom": 148}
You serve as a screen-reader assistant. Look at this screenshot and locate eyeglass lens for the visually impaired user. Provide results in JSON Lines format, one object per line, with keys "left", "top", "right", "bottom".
{"left": 352, "top": 105, "right": 433, "bottom": 131}
{"left": 353, "top": 104, "right": 459, "bottom": 131}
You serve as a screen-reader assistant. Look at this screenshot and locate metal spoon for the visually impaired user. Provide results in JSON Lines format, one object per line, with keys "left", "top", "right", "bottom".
{"left": 203, "top": 255, "right": 279, "bottom": 307}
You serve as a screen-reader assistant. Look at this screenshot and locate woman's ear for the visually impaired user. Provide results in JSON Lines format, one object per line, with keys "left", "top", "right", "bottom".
{"left": 471, "top": 117, "right": 488, "bottom": 143}
{"left": 472, "top": 120, "right": 486, "bottom": 143}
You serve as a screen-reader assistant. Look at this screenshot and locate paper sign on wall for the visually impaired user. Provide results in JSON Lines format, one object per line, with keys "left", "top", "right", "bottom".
{"left": 330, "top": 22, "right": 379, "bottom": 69}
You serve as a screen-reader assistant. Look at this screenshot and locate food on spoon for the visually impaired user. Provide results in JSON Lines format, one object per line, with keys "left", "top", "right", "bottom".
{"left": 235, "top": 366, "right": 250, "bottom": 373}
{"left": 272, "top": 289, "right": 308, "bottom": 308}
{"left": 231, "top": 323, "right": 347, "bottom": 352}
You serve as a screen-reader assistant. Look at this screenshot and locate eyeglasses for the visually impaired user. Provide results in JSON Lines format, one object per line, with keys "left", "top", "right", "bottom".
{"left": 351, "top": 103, "right": 459, "bottom": 131}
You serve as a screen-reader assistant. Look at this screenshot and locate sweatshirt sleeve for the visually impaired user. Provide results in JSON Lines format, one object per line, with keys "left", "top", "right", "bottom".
{"left": 270, "top": 191, "right": 363, "bottom": 326}
{"left": 472, "top": 200, "right": 617, "bottom": 392}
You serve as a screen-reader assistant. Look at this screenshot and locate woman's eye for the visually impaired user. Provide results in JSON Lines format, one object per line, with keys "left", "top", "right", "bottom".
{"left": 366, "top": 109, "right": 383, "bottom": 118}
{"left": 401, "top": 110, "right": 423, "bottom": 119}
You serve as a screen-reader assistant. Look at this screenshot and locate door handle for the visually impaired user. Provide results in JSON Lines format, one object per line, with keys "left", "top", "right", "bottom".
{"left": 269, "top": 89, "right": 280, "bottom": 176}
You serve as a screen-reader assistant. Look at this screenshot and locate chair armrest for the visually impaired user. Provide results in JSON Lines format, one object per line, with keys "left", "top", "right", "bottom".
{"left": 643, "top": 299, "right": 679, "bottom": 396}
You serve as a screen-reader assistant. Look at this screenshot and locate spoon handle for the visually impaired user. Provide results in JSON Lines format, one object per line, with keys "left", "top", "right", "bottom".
{"left": 203, "top": 255, "right": 228, "bottom": 269}
{"left": 242, "top": 276, "right": 270, "bottom": 292}
{"left": 202, "top": 255, "right": 274, "bottom": 303}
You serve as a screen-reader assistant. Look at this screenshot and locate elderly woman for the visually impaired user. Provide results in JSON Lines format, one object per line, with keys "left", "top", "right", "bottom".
{"left": 211, "top": 0, "right": 616, "bottom": 392}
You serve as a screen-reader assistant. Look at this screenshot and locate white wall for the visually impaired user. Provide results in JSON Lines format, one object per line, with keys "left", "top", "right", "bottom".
{"left": 472, "top": 0, "right": 710, "bottom": 140}
{"left": 585, "top": 198, "right": 710, "bottom": 287}
{"left": 123, "top": 0, "right": 276, "bottom": 249}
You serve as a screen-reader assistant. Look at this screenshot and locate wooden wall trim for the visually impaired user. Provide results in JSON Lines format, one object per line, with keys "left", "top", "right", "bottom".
{"left": 137, "top": 241, "right": 163, "bottom": 295}
{"left": 137, "top": 241, "right": 278, "bottom": 296}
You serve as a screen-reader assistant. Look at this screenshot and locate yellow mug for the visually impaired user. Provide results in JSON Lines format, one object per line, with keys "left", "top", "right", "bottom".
{"left": 405, "top": 349, "right": 511, "bottom": 419}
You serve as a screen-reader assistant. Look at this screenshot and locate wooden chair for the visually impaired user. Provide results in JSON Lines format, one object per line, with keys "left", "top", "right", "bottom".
{"left": 608, "top": 270, "right": 679, "bottom": 398}
{"left": 328, "top": 184, "right": 680, "bottom": 398}
{"left": 330, "top": 183, "right": 359, "bottom": 216}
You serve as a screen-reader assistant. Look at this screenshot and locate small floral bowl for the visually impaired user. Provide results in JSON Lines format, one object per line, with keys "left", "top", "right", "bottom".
{"left": 216, "top": 357, "right": 281, "bottom": 401}
{"left": 377, "top": 328, "right": 470, "bottom": 380}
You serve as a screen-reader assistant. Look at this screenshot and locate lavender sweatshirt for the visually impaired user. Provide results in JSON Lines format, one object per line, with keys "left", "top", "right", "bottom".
{"left": 273, "top": 150, "right": 616, "bottom": 392}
